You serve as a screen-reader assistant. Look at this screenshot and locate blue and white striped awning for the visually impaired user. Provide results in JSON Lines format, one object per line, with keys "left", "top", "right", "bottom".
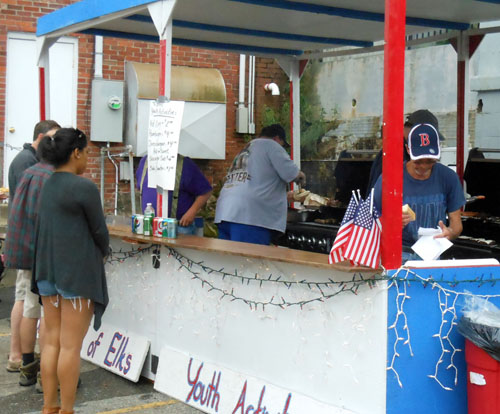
{"left": 37, "top": 0, "right": 500, "bottom": 57}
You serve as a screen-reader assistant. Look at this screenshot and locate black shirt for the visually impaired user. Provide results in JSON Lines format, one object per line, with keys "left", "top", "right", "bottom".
{"left": 32, "top": 172, "right": 109, "bottom": 330}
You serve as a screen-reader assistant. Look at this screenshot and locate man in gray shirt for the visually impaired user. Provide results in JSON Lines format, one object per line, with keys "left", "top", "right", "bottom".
{"left": 215, "top": 124, "right": 305, "bottom": 245}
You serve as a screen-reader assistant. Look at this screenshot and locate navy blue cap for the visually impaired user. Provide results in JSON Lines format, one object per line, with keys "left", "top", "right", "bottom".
{"left": 408, "top": 124, "right": 441, "bottom": 160}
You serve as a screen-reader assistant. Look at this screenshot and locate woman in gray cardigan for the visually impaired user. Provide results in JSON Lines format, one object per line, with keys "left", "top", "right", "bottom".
{"left": 32, "top": 128, "right": 109, "bottom": 414}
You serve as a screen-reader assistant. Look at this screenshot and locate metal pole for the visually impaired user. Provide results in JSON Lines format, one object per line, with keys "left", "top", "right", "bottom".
{"left": 39, "top": 67, "right": 46, "bottom": 121}
{"left": 128, "top": 147, "right": 136, "bottom": 215}
{"left": 456, "top": 32, "right": 470, "bottom": 184}
{"left": 381, "top": 0, "right": 406, "bottom": 269}
{"left": 100, "top": 147, "right": 105, "bottom": 209}
{"left": 106, "top": 148, "right": 119, "bottom": 216}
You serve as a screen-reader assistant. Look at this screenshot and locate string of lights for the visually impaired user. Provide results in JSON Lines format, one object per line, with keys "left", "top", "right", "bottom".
{"left": 106, "top": 244, "right": 500, "bottom": 390}
{"left": 106, "top": 244, "right": 154, "bottom": 264}
{"left": 388, "top": 267, "right": 500, "bottom": 391}
{"left": 166, "top": 246, "right": 374, "bottom": 310}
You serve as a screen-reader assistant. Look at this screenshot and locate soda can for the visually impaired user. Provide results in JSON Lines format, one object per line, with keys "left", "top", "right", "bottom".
{"left": 162, "top": 218, "right": 178, "bottom": 239}
{"left": 132, "top": 215, "right": 144, "bottom": 235}
{"left": 153, "top": 217, "right": 167, "bottom": 237}
{"left": 144, "top": 216, "right": 153, "bottom": 236}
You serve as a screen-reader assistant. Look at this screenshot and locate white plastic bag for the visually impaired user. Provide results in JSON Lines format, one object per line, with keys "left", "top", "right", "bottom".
{"left": 462, "top": 294, "right": 500, "bottom": 329}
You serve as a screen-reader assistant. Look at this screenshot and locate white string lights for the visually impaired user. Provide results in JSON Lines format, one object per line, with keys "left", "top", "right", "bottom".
{"left": 388, "top": 267, "right": 500, "bottom": 391}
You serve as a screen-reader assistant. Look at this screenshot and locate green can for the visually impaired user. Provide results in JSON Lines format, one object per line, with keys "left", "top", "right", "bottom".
{"left": 162, "top": 218, "right": 178, "bottom": 238}
{"left": 143, "top": 216, "right": 153, "bottom": 236}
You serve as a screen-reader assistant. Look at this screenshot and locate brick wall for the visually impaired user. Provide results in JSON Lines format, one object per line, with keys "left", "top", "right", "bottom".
{"left": 0, "top": 0, "right": 287, "bottom": 213}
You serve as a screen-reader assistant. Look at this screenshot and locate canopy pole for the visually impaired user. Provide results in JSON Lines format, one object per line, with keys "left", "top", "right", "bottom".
{"left": 456, "top": 32, "right": 470, "bottom": 184}
{"left": 381, "top": 0, "right": 406, "bottom": 269}
{"left": 39, "top": 67, "right": 47, "bottom": 121}
{"left": 36, "top": 36, "right": 57, "bottom": 121}
{"left": 148, "top": 0, "right": 177, "bottom": 217}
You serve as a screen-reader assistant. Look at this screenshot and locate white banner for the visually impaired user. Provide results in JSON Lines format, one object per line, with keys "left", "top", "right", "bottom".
{"left": 147, "top": 100, "right": 185, "bottom": 190}
{"left": 154, "top": 346, "right": 354, "bottom": 414}
{"left": 80, "top": 322, "right": 150, "bottom": 382}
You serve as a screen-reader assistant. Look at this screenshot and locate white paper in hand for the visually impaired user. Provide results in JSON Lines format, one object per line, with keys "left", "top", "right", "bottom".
{"left": 411, "top": 227, "right": 453, "bottom": 261}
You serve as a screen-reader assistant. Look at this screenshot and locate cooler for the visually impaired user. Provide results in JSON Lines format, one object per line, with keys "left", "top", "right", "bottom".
{"left": 465, "top": 339, "right": 500, "bottom": 414}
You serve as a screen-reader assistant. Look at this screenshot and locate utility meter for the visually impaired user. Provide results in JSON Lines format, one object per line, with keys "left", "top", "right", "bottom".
{"left": 108, "top": 96, "right": 122, "bottom": 110}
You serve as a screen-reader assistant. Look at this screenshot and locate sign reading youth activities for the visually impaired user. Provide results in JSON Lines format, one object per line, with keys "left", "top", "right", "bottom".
{"left": 154, "top": 346, "right": 350, "bottom": 414}
{"left": 147, "top": 100, "right": 185, "bottom": 190}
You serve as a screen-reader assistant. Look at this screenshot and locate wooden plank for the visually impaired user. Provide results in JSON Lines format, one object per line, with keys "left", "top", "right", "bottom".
{"left": 108, "top": 225, "right": 379, "bottom": 273}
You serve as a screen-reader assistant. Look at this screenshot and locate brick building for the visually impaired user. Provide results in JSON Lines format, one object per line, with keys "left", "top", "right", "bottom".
{"left": 0, "top": 0, "right": 288, "bottom": 214}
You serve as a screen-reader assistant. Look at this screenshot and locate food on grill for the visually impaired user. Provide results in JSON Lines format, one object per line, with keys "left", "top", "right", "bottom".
{"left": 314, "top": 218, "right": 337, "bottom": 225}
{"left": 303, "top": 193, "right": 330, "bottom": 207}
{"left": 402, "top": 204, "right": 416, "bottom": 221}
{"left": 293, "top": 188, "right": 310, "bottom": 202}
{"left": 292, "top": 189, "right": 330, "bottom": 207}
{"left": 459, "top": 235, "right": 496, "bottom": 246}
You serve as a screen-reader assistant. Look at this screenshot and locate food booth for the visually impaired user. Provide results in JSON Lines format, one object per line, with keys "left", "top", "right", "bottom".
{"left": 35, "top": 1, "right": 500, "bottom": 413}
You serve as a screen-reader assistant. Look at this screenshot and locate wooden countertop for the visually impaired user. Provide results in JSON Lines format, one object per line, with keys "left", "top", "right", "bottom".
{"left": 108, "top": 225, "right": 378, "bottom": 273}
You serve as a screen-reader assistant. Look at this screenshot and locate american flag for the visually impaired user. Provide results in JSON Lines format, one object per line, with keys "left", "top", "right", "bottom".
{"left": 329, "top": 194, "right": 359, "bottom": 264}
{"left": 343, "top": 194, "right": 382, "bottom": 269}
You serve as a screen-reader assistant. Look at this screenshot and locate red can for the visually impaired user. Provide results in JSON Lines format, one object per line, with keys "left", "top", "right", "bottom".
{"left": 153, "top": 217, "right": 167, "bottom": 237}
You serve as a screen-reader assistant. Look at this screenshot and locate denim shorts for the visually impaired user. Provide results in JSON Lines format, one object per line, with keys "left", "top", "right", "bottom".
{"left": 37, "top": 280, "right": 80, "bottom": 299}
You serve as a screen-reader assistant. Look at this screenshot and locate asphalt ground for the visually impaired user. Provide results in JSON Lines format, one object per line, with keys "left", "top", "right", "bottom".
{"left": 0, "top": 269, "right": 203, "bottom": 414}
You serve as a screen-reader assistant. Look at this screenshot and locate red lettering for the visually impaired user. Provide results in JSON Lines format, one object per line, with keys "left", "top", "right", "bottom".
{"left": 104, "top": 332, "right": 122, "bottom": 367}
{"left": 232, "top": 381, "right": 248, "bottom": 414}
{"left": 419, "top": 133, "right": 430, "bottom": 146}
{"left": 123, "top": 355, "right": 132, "bottom": 375}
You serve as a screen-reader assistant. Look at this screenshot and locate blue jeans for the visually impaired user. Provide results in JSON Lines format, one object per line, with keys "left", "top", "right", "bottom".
{"left": 217, "top": 221, "right": 271, "bottom": 245}
{"left": 37, "top": 280, "right": 80, "bottom": 299}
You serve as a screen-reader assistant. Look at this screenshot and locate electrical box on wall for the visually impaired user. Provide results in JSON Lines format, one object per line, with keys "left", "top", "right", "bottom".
{"left": 90, "top": 79, "right": 124, "bottom": 142}
{"left": 119, "top": 161, "right": 131, "bottom": 181}
{"left": 235, "top": 107, "right": 249, "bottom": 134}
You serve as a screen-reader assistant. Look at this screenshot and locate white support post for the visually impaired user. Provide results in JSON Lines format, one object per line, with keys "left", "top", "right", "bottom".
{"left": 276, "top": 57, "right": 301, "bottom": 208}
{"left": 290, "top": 61, "right": 301, "bottom": 171}
{"left": 36, "top": 36, "right": 58, "bottom": 120}
{"left": 457, "top": 32, "right": 471, "bottom": 179}
{"left": 147, "top": 0, "right": 177, "bottom": 217}
{"left": 276, "top": 57, "right": 301, "bottom": 170}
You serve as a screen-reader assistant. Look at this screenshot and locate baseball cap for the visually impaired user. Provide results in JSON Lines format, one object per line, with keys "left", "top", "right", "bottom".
{"left": 408, "top": 123, "right": 441, "bottom": 160}
{"left": 260, "top": 124, "right": 290, "bottom": 148}
{"left": 405, "top": 109, "right": 445, "bottom": 141}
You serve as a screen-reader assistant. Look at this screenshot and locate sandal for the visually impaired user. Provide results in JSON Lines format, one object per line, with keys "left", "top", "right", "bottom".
{"left": 41, "top": 407, "right": 60, "bottom": 414}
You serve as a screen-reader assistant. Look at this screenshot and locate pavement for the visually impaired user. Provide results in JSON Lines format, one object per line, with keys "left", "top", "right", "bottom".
{"left": 0, "top": 269, "right": 203, "bottom": 414}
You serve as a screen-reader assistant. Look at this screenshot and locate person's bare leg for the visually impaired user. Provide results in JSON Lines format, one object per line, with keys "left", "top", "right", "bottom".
{"left": 39, "top": 317, "right": 45, "bottom": 353}
{"left": 40, "top": 296, "right": 61, "bottom": 409}
{"left": 9, "top": 301, "right": 23, "bottom": 363}
{"left": 58, "top": 298, "right": 93, "bottom": 412}
{"left": 20, "top": 317, "right": 38, "bottom": 354}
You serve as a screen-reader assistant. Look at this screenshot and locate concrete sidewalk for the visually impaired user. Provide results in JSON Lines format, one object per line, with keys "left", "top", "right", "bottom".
{"left": 0, "top": 269, "right": 203, "bottom": 414}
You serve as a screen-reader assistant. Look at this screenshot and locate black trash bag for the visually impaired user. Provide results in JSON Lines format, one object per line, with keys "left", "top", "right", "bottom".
{"left": 458, "top": 316, "right": 500, "bottom": 362}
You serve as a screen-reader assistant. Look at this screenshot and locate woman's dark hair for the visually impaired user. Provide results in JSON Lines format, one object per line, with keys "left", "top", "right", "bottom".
{"left": 38, "top": 127, "right": 87, "bottom": 167}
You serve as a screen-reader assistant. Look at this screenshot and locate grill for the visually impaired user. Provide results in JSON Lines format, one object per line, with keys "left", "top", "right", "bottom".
{"left": 275, "top": 207, "right": 345, "bottom": 253}
{"left": 277, "top": 149, "right": 500, "bottom": 261}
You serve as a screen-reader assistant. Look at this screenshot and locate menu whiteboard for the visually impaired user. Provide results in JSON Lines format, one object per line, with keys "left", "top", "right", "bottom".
{"left": 147, "top": 100, "right": 185, "bottom": 190}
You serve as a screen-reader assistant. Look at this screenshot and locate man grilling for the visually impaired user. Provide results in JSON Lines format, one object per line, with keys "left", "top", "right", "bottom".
{"left": 372, "top": 122, "right": 465, "bottom": 261}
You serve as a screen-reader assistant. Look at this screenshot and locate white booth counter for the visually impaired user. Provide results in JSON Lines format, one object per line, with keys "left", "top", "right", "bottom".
{"left": 87, "top": 226, "right": 500, "bottom": 414}
{"left": 107, "top": 224, "right": 377, "bottom": 272}
{"left": 95, "top": 226, "right": 386, "bottom": 414}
